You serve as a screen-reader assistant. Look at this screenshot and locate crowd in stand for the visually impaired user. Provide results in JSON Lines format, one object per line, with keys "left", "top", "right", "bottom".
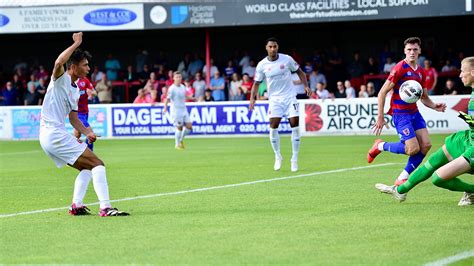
{"left": 0, "top": 45, "right": 467, "bottom": 106}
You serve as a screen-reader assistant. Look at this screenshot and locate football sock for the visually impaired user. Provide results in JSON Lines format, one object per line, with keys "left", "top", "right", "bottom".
{"left": 404, "top": 151, "right": 425, "bottom": 174}
{"left": 85, "top": 138, "right": 94, "bottom": 151}
{"left": 175, "top": 129, "right": 182, "bottom": 146}
{"left": 383, "top": 142, "right": 406, "bottom": 154}
{"left": 291, "top": 126, "right": 300, "bottom": 161}
{"left": 398, "top": 148, "right": 448, "bottom": 194}
{"left": 72, "top": 170, "right": 92, "bottom": 207}
{"left": 269, "top": 128, "right": 281, "bottom": 158}
{"left": 180, "top": 128, "right": 191, "bottom": 142}
{"left": 396, "top": 170, "right": 409, "bottom": 181}
{"left": 432, "top": 172, "right": 474, "bottom": 193}
{"left": 91, "top": 165, "right": 111, "bottom": 209}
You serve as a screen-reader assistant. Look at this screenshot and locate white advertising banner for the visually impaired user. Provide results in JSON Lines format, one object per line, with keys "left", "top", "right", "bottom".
{"left": 0, "top": 4, "right": 144, "bottom": 34}
{"left": 0, "top": 108, "right": 12, "bottom": 139}
{"left": 301, "top": 95, "right": 470, "bottom": 136}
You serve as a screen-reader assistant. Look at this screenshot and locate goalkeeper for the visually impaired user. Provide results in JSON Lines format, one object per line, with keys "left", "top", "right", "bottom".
{"left": 375, "top": 57, "right": 474, "bottom": 206}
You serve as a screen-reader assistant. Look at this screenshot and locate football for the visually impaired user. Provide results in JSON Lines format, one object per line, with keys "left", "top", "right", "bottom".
{"left": 399, "top": 80, "right": 423, "bottom": 103}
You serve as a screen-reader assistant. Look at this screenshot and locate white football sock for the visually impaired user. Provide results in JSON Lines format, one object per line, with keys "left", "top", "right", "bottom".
{"left": 91, "top": 165, "right": 111, "bottom": 209}
{"left": 269, "top": 128, "right": 281, "bottom": 158}
{"left": 291, "top": 126, "right": 300, "bottom": 161}
{"left": 72, "top": 170, "right": 92, "bottom": 207}
{"left": 180, "top": 128, "right": 191, "bottom": 142}
{"left": 397, "top": 170, "right": 409, "bottom": 181}
{"left": 378, "top": 142, "right": 386, "bottom": 151}
{"left": 175, "top": 129, "right": 183, "bottom": 146}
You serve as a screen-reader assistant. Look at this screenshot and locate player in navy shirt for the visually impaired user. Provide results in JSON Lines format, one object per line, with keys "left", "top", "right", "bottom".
{"left": 368, "top": 37, "right": 446, "bottom": 185}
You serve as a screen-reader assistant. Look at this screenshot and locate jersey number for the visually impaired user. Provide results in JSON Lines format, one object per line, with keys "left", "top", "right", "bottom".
{"left": 293, "top": 103, "right": 299, "bottom": 110}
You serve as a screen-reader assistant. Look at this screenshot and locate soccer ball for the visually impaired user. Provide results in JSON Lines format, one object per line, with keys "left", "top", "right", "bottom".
{"left": 399, "top": 80, "right": 423, "bottom": 103}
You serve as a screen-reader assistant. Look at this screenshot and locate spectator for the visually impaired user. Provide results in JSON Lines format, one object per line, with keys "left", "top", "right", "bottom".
{"left": 441, "top": 59, "right": 457, "bottom": 72}
{"left": 124, "top": 65, "right": 138, "bottom": 82}
{"left": 210, "top": 71, "right": 225, "bottom": 101}
{"left": 358, "top": 84, "right": 369, "bottom": 98}
{"left": 193, "top": 72, "right": 206, "bottom": 102}
{"left": 229, "top": 73, "right": 242, "bottom": 101}
{"left": 202, "top": 58, "right": 219, "bottom": 78}
{"left": 148, "top": 72, "right": 159, "bottom": 91}
{"left": 347, "top": 52, "right": 364, "bottom": 78}
{"left": 367, "top": 82, "right": 376, "bottom": 97}
{"left": 177, "top": 53, "right": 191, "bottom": 80}
{"left": 292, "top": 72, "right": 307, "bottom": 99}
{"left": 242, "top": 59, "right": 256, "bottom": 78}
{"left": 334, "top": 81, "right": 346, "bottom": 98}
{"left": 258, "top": 80, "right": 268, "bottom": 100}
{"left": 91, "top": 66, "right": 105, "bottom": 83}
{"left": 304, "top": 61, "right": 313, "bottom": 74}
{"left": 1, "top": 82, "right": 18, "bottom": 106}
{"left": 443, "top": 79, "right": 458, "bottom": 95}
{"left": 95, "top": 75, "right": 113, "bottom": 103}
{"left": 104, "top": 53, "right": 121, "bottom": 81}
{"left": 239, "top": 50, "right": 251, "bottom": 71}
{"left": 383, "top": 57, "right": 396, "bottom": 73}
{"left": 27, "top": 74, "right": 37, "bottom": 92}
{"left": 160, "top": 86, "right": 168, "bottom": 103}
{"left": 379, "top": 43, "right": 393, "bottom": 68}
{"left": 35, "top": 65, "right": 49, "bottom": 82}
{"left": 309, "top": 69, "right": 327, "bottom": 91}
{"left": 240, "top": 73, "right": 253, "bottom": 97}
{"left": 423, "top": 59, "right": 438, "bottom": 95}
{"left": 36, "top": 77, "right": 46, "bottom": 105}
{"left": 204, "top": 88, "right": 214, "bottom": 102}
{"left": 365, "top": 56, "right": 379, "bottom": 75}
{"left": 344, "top": 80, "right": 356, "bottom": 99}
{"left": 184, "top": 79, "right": 195, "bottom": 102}
{"left": 135, "top": 49, "right": 148, "bottom": 73}
{"left": 24, "top": 81, "right": 40, "bottom": 105}
{"left": 224, "top": 60, "right": 237, "bottom": 79}
{"left": 133, "top": 88, "right": 151, "bottom": 104}
{"left": 138, "top": 64, "right": 151, "bottom": 84}
{"left": 165, "top": 70, "right": 174, "bottom": 88}
{"left": 188, "top": 53, "right": 204, "bottom": 77}
{"left": 315, "top": 82, "right": 331, "bottom": 100}
{"left": 156, "top": 65, "right": 167, "bottom": 81}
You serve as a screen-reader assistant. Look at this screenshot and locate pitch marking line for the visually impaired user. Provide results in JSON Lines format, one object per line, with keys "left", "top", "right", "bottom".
{"left": 0, "top": 163, "right": 397, "bottom": 218}
{"left": 424, "top": 250, "right": 474, "bottom": 266}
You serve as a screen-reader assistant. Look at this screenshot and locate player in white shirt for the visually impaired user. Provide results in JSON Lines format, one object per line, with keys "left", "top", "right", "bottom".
{"left": 39, "top": 32, "right": 128, "bottom": 217}
{"left": 249, "top": 37, "right": 312, "bottom": 172}
{"left": 164, "top": 71, "right": 193, "bottom": 150}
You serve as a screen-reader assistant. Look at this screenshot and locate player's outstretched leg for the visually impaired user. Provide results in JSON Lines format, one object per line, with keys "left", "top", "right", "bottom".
{"left": 72, "top": 149, "right": 129, "bottom": 216}
{"left": 69, "top": 169, "right": 92, "bottom": 216}
{"left": 367, "top": 139, "right": 405, "bottom": 163}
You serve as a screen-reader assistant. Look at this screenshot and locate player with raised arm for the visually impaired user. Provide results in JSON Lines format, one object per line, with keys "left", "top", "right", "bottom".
{"left": 39, "top": 32, "right": 129, "bottom": 216}
{"left": 375, "top": 57, "right": 474, "bottom": 206}
{"left": 73, "top": 77, "right": 96, "bottom": 151}
{"left": 249, "top": 37, "right": 311, "bottom": 172}
{"left": 368, "top": 37, "right": 446, "bottom": 185}
{"left": 164, "top": 71, "right": 193, "bottom": 150}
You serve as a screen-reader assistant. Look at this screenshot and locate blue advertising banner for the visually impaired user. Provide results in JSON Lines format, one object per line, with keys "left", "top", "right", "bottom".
{"left": 11, "top": 106, "right": 108, "bottom": 139}
{"left": 111, "top": 103, "right": 291, "bottom": 137}
{"left": 12, "top": 108, "right": 41, "bottom": 139}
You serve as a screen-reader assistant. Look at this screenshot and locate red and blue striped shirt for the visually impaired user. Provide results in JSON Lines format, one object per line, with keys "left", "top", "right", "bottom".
{"left": 387, "top": 60, "right": 426, "bottom": 115}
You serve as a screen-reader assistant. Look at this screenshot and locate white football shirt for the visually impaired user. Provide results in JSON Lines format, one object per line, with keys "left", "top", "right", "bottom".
{"left": 167, "top": 83, "right": 186, "bottom": 110}
{"left": 254, "top": 53, "right": 299, "bottom": 99}
{"left": 40, "top": 73, "right": 79, "bottom": 128}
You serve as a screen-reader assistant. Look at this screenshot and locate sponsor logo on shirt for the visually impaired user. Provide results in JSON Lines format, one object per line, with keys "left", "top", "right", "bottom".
{"left": 280, "top": 64, "right": 285, "bottom": 69}
{"left": 84, "top": 8, "right": 137, "bottom": 26}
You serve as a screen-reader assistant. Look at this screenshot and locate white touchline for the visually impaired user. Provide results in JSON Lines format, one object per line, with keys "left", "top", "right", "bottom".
{"left": 424, "top": 250, "right": 474, "bottom": 266}
{"left": 0, "top": 163, "right": 398, "bottom": 218}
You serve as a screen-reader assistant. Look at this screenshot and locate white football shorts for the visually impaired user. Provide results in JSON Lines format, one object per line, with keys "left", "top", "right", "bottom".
{"left": 171, "top": 108, "right": 191, "bottom": 127}
{"left": 39, "top": 126, "right": 87, "bottom": 168}
{"left": 268, "top": 97, "right": 299, "bottom": 118}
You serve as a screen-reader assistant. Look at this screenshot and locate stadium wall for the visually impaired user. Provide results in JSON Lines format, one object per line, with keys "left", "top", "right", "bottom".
{"left": 0, "top": 95, "right": 468, "bottom": 140}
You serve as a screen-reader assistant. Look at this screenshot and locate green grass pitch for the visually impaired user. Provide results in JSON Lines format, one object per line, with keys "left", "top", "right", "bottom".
{"left": 0, "top": 135, "right": 473, "bottom": 264}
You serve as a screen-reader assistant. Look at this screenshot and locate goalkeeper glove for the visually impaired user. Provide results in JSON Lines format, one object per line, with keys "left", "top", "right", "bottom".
{"left": 458, "top": 111, "right": 474, "bottom": 127}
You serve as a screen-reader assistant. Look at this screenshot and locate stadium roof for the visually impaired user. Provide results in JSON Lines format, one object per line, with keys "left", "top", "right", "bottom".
{"left": 1, "top": 0, "right": 221, "bottom": 7}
